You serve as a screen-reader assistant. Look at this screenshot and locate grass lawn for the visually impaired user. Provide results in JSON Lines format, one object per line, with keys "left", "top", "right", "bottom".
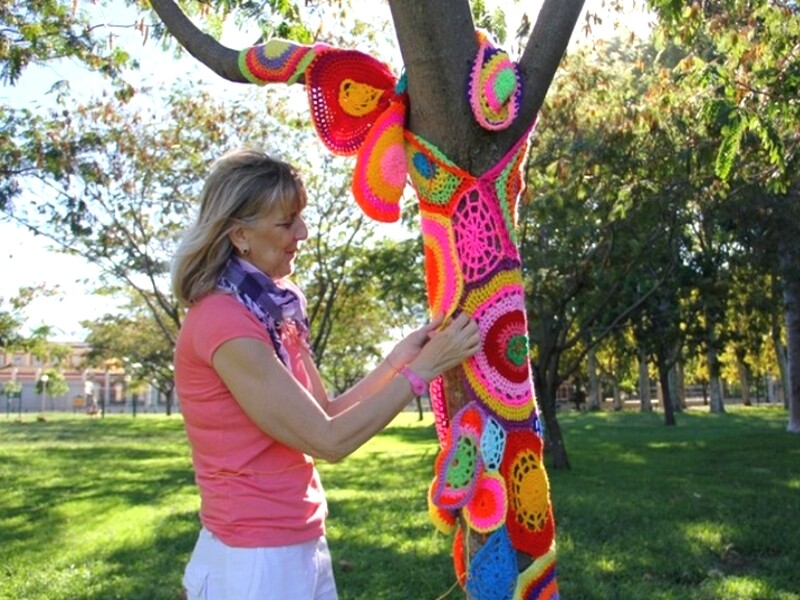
{"left": 0, "top": 407, "right": 798, "bottom": 599}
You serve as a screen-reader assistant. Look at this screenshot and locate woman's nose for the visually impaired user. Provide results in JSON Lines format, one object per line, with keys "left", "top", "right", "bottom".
{"left": 295, "top": 216, "right": 309, "bottom": 240}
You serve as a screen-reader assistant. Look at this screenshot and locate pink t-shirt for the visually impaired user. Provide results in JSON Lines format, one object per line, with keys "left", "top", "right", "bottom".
{"left": 174, "top": 292, "right": 327, "bottom": 548}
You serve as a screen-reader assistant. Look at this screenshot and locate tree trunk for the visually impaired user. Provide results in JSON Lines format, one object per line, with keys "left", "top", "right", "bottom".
{"left": 777, "top": 228, "right": 800, "bottom": 431}
{"left": 638, "top": 346, "right": 653, "bottom": 412}
{"left": 737, "top": 356, "right": 751, "bottom": 406}
{"left": 657, "top": 355, "right": 677, "bottom": 426}
{"left": 677, "top": 360, "right": 686, "bottom": 409}
{"left": 706, "top": 344, "right": 726, "bottom": 414}
{"left": 534, "top": 358, "right": 571, "bottom": 470}
{"left": 612, "top": 379, "right": 623, "bottom": 411}
{"left": 539, "top": 381, "right": 571, "bottom": 470}
{"left": 668, "top": 361, "right": 682, "bottom": 413}
{"left": 587, "top": 345, "right": 602, "bottom": 411}
{"left": 782, "top": 268, "right": 800, "bottom": 432}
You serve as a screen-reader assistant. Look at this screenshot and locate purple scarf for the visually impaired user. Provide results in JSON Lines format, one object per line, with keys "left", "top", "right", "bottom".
{"left": 217, "top": 256, "right": 309, "bottom": 367}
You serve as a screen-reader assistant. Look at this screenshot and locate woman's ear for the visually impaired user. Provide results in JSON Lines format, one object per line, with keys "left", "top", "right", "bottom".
{"left": 228, "top": 225, "right": 248, "bottom": 253}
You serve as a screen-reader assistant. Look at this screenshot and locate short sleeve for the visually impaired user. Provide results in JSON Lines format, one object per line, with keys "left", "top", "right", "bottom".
{"left": 189, "top": 293, "right": 271, "bottom": 365}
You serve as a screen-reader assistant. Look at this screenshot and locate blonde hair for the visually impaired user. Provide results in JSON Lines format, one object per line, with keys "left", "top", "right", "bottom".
{"left": 171, "top": 148, "right": 307, "bottom": 306}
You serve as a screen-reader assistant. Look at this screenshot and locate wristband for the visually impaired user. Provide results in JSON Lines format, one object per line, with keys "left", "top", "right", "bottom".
{"left": 399, "top": 366, "right": 428, "bottom": 396}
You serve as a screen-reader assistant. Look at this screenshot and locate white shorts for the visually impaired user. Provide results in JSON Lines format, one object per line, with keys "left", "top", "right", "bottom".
{"left": 183, "top": 528, "right": 338, "bottom": 600}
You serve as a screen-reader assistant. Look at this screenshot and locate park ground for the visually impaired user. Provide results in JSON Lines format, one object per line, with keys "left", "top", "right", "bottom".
{"left": 1, "top": 407, "right": 798, "bottom": 600}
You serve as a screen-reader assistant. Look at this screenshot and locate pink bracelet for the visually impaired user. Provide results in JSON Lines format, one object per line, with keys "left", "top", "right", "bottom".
{"left": 399, "top": 366, "right": 428, "bottom": 396}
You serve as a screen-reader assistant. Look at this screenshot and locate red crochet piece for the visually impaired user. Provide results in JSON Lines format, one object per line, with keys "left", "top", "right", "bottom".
{"left": 305, "top": 49, "right": 396, "bottom": 156}
{"left": 500, "top": 429, "right": 555, "bottom": 558}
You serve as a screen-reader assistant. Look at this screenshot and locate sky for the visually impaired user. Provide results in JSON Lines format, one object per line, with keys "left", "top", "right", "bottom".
{"left": 0, "top": 0, "right": 652, "bottom": 342}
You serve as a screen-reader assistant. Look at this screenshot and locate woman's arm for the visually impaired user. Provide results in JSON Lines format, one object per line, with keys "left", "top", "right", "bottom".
{"left": 212, "top": 313, "right": 479, "bottom": 462}
{"left": 322, "top": 316, "right": 446, "bottom": 417}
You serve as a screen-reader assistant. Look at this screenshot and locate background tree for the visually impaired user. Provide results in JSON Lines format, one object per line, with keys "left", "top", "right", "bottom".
{"left": 82, "top": 291, "right": 179, "bottom": 413}
{"left": 645, "top": 0, "right": 800, "bottom": 431}
{"left": 520, "top": 35, "right": 685, "bottom": 436}
{"left": 5, "top": 64, "right": 421, "bottom": 398}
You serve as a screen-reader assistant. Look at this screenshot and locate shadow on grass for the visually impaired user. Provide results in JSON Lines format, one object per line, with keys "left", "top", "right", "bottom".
{"left": 549, "top": 409, "right": 800, "bottom": 599}
{"left": 0, "top": 417, "right": 195, "bottom": 564}
{"left": 3, "top": 410, "right": 798, "bottom": 600}
{"left": 88, "top": 509, "right": 200, "bottom": 600}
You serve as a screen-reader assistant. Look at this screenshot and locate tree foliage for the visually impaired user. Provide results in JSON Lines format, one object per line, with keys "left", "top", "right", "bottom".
{"left": 646, "top": 0, "right": 800, "bottom": 429}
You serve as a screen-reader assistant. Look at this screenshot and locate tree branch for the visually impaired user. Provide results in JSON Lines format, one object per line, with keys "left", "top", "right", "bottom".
{"left": 149, "top": 0, "right": 248, "bottom": 84}
{"left": 387, "top": 0, "right": 585, "bottom": 174}
{"left": 518, "top": 0, "right": 585, "bottom": 125}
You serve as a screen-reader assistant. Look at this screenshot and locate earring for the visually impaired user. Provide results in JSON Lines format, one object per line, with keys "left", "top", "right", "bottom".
{"left": 241, "top": 247, "right": 250, "bottom": 256}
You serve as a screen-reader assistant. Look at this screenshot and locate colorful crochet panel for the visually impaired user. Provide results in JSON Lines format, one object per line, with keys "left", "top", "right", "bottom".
{"left": 240, "top": 35, "right": 558, "bottom": 600}
{"left": 410, "top": 131, "right": 559, "bottom": 600}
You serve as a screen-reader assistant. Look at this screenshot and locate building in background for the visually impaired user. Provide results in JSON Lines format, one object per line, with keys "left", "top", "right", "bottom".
{"left": 0, "top": 343, "right": 164, "bottom": 415}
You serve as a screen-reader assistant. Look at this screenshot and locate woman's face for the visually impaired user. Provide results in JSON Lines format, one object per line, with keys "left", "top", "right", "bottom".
{"left": 235, "top": 206, "right": 308, "bottom": 279}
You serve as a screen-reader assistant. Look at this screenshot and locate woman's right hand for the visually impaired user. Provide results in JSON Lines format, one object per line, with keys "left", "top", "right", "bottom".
{"left": 409, "top": 312, "right": 481, "bottom": 381}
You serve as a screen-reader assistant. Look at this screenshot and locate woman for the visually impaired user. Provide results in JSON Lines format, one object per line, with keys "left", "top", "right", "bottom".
{"left": 171, "top": 147, "right": 480, "bottom": 600}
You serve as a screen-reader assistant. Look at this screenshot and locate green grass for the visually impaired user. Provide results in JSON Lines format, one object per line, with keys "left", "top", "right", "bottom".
{"left": 0, "top": 407, "right": 798, "bottom": 599}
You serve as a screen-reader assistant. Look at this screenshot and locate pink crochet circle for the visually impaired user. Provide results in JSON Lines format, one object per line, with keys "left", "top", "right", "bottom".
{"left": 453, "top": 189, "right": 504, "bottom": 283}
{"left": 463, "top": 275, "right": 534, "bottom": 423}
{"left": 463, "top": 471, "right": 507, "bottom": 533}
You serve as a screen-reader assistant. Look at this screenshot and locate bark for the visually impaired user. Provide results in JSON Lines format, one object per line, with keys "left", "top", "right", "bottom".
{"left": 149, "top": 0, "right": 247, "bottom": 83}
{"left": 638, "top": 345, "right": 653, "bottom": 412}
{"left": 781, "top": 255, "right": 800, "bottom": 432}
{"left": 657, "top": 357, "right": 677, "bottom": 426}
{"left": 533, "top": 351, "right": 571, "bottom": 470}
{"left": 587, "top": 345, "right": 602, "bottom": 410}
{"left": 536, "top": 366, "right": 571, "bottom": 470}
{"left": 611, "top": 379, "right": 623, "bottom": 411}
{"left": 707, "top": 344, "right": 726, "bottom": 414}
{"left": 737, "top": 356, "right": 751, "bottom": 406}
{"left": 388, "top": 0, "right": 585, "bottom": 172}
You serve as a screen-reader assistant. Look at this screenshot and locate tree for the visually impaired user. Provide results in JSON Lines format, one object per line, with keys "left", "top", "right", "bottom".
{"left": 520, "top": 34, "right": 692, "bottom": 432}
{"left": 645, "top": 0, "right": 800, "bottom": 430}
{"left": 0, "top": 292, "right": 25, "bottom": 348}
{"left": 0, "top": 0, "right": 135, "bottom": 86}
{"left": 82, "top": 292, "right": 179, "bottom": 414}
{"left": 147, "top": 0, "right": 585, "bottom": 595}
{"left": 34, "top": 366, "right": 70, "bottom": 411}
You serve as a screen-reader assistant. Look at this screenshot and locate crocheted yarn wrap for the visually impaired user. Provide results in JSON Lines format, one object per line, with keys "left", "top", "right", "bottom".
{"left": 463, "top": 470, "right": 507, "bottom": 533}
{"left": 468, "top": 31, "right": 524, "bottom": 131}
{"left": 238, "top": 39, "right": 317, "bottom": 85}
{"left": 421, "top": 212, "right": 463, "bottom": 320}
{"left": 431, "top": 403, "right": 485, "bottom": 510}
{"left": 453, "top": 526, "right": 468, "bottom": 589}
{"left": 466, "top": 526, "right": 518, "bottom": 600}
{"left": 429, "top": 375, "right": 450, "bottom": 446}
{"left": 500, "top": 429, "right": 555, "bottom": 558}
{"left": 513, "top": 543, "right": 560, "bottom": 600}
{"left": 352, "top": 93, "right": 408, "bottom": 222}
{"left": 304, "top": 49, "right": 396, "bottom": 156}
{"left": 462, "top": 267, "right": 535, "bottom": 424}
{"left": 428, "top": 477, "right": 457, "bottom": 535}
{"left": 480, "top": 416, "right": 507, "bottom": 472}
{"left": 405, "top": 133, "right": 472, "bottom": 212}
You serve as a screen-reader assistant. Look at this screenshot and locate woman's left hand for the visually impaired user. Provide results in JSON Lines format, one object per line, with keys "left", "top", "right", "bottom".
{"left": 385, "top": 313, "right": 446, "bottom": 371}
